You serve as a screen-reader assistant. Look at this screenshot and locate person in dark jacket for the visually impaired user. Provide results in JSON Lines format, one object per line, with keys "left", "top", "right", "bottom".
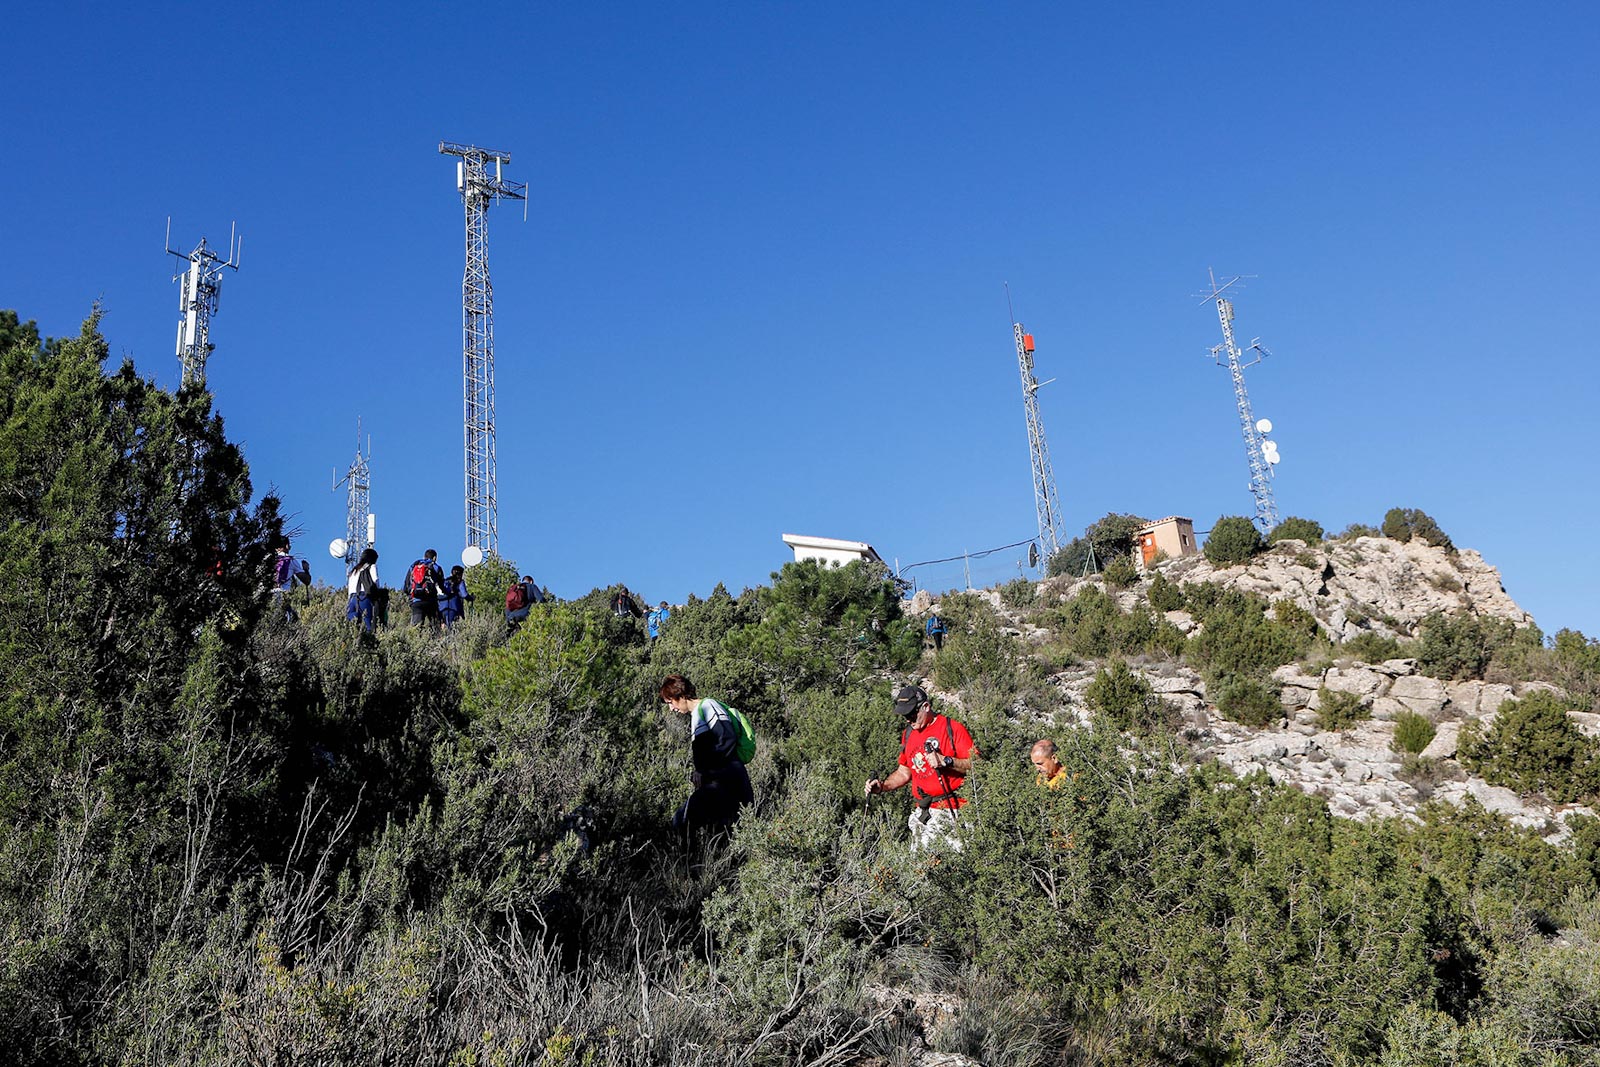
{"left": 438, "top": 565, "right": 474, "bottom": 630}
{"left": 659, "top": 673, "right": 753, "bottom": 842}
{"left": 405, "top": 549, "right": 446, "bottom": 631}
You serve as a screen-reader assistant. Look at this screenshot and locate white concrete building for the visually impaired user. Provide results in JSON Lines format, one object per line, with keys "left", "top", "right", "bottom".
{"left": 781, "top": 533, "right": 883, "bottom": 567}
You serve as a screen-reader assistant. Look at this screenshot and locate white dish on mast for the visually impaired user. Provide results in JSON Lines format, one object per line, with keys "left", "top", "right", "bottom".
{"left": 329, "top": 537, "right": 349, "bottom": 558}
{"left": 1256, "top": 418, "right": 1273, "bottom": 434}
{"left": 462, "top": 545, "right": 484, "bottom": 568}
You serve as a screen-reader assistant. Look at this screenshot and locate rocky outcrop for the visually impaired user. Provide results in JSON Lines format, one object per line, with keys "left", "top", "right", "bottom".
{"left": 936, "top": 536, "right": 1588, "bottom": 841}
{"left": 1042, "top": 536, "right": 1532, "bottom": 642}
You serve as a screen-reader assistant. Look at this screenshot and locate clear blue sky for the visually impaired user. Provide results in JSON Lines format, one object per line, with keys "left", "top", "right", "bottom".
{"left": 6, "top": 3, "right": 1598, "bottom": 634}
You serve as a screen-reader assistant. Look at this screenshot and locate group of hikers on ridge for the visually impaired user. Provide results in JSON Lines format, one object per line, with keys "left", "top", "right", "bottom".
{"left": 272, "top": 539, "right": 671, "bottom": 642}
{"left": 335, "top": 547, "right": 481, "bottom": 634}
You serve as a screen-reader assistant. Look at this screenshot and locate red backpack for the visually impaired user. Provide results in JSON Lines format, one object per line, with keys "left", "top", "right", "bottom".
{"left": 506, "top": 583, "right": 528, "bottom": 611}
{"left": 407, "top": 560, "right": 436, "bottom": 598}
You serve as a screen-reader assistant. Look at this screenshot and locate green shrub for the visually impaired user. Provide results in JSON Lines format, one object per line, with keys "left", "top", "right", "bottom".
{"left": 1268, "top": 516, "right": 1325, "bottom": 545}
{"left": 930, "top": 593, "right": 1021, "bottom": 704}
{"left": 1343, "top": 631, "right": 1405, "bottom": 664}
{"left": 1416, "top": 613, "right": 1523, "bottom": 681}
{"left": 1214, "top": 676, "right": 1283, "bottom": 727}
{"left": 998, "top": 577, "right": 1036, "bottom": 609}
{"left": 1204, "top": 516, "right": 1265, "bottom": 566}
{"left": 1188, "top": 590, "right": 1314, "bottom": 679}
{"left": 1046, "top": 512, "right": 1149, "bottom": 577}
{"left": 1181, "top": 580, "right": 1224, "bottom": 617}
{"left": 1273, "top": 599, "right": 1322, "bottom": 642}
{"left": 1382, "top": 507, "right": 1455, "bottom": 552}
{"left": 1048, "top": 587, "right": 1148, "bottom": 660}
{"left": 1147, "top": 573, "right": 1185, "bottom": 612}
{"left": 1317, "top": 687, "right": 1370, "bottom": 731}
{"left": 1393, "top": 711, "right": 1437, "bottom": 755}
{"left": 1337, "top": 523, "right": 1382, "bottom": 540}
{"left": 1086, "top": 657, "right": 1155, "bottom": 731}
{"left": 1459, "top": 690, "right": 1600, "bottom": 802}
{"left": 1102, "top": 555, "right": 1139, "bottom": 589}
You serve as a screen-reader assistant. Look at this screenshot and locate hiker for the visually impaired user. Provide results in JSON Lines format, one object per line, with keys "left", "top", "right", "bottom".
{"left": 925, "top": 612, "right": 947, "bottom": 652}
{"left": 404, "top": 549, "right": 446, "bottom": 631}
{"left": 659, "top": 673, "right": 754, "bottom": 843}
{"left": 864, "top": 684, "right": 979, "bottom": 851}
{"left": 611, "top": 586, "right": 642, "bottom": 620}
{"left": 504, "top": 574, "right": 543, "bottom": 630}
{"left": 439, "top": 565, "right": 474, "bottom": 630}
{"left": 648, "top": 600, "right": 670, "bottom": 644}
{"left": 345, "top": 548, "right": 381, "bottom": 633}
{"left": 1031, "top": 739, "right": 1067, "bottom": 789}
{"left": 272, "top": 540, "right": 311, "bottom": 622}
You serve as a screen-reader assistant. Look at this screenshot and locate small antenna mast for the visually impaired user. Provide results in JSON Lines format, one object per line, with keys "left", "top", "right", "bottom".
{"left": 332, "top": 418, "right": 374, "bottom": 570}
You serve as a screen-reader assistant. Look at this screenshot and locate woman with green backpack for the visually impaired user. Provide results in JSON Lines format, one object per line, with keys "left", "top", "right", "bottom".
{"left": 659, "top": 674, "right": 755, "bottom": 842}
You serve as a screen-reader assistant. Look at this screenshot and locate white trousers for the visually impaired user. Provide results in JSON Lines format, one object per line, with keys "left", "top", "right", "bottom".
{"left": 907, "top": 807, "right": 962, "bottom": 852}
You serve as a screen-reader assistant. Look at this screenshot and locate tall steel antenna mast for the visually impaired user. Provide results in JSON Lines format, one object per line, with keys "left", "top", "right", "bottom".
{"left": 166, "top": 219, "right": 241, "bottom": 389}
{"left": 1202, "top": 269, "right": 1280, "bottom": 531}
{"left": 332, "top": 419, "right": 374, "bottom": 570}
{"left": 439, "top": 141, "right": 525, "bottom": 558}
{"left": 1009, "top": 289, "right": 1065, "bottom": 562}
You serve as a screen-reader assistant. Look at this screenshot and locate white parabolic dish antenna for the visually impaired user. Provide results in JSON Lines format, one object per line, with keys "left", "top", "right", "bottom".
{"left": 1267, "top": 450, "right": 1282, "bottom": 464}
{"left": 462, "top": 545, "right": 484, "bottom": 568}
{"left": 1256, "top": 418, "right": 1273, "bottom": 434}
{"left": 329, "top": 537, "right": 349, "bottom": 558}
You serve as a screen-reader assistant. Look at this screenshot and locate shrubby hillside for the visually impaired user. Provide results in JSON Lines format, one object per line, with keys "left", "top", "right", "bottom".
{"left": 5, "top": 312, "right": 1600, "bottom": 1066}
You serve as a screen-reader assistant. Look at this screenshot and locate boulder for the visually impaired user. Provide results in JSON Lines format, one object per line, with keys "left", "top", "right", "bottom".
{"left": 1323, "top": 666, "right": 1387, "bottom": 698}
{"left": 1387, "top": 676, "right": 1450, "bottom": 717}
{"left": 1420, "top": 721, "right": 1461, "bottom": 760}
{"left": 1369, "top": 696, "right": 1406, "bottom": 722}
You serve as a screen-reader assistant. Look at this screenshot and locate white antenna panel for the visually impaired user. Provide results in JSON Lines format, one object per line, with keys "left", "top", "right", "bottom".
{"left": 456, "top": 162, "right": 464, "bottom": 192}
{"left": 367, "top": 513, "right": 376, "bottom": 544}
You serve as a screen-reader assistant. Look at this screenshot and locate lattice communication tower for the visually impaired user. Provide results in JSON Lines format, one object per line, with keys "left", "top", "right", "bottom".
{"left": 440, "top": 141, "right": 525, "bottom": 559}
{"left": 1203, "top": 270, "right": 1279, "bottom": 531}
{"left": 1013, "top": 317, "right": 1065, "bottom": 562}
{"left": 333, "top": 420, "right": 374, "bottom": 570}
{"left": 166, "top": 220, "right": 241, "bottom": 389}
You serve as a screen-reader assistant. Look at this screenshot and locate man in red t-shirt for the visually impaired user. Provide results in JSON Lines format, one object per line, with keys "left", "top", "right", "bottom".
{"left": 864, "top": 684, "right": 979, "bottom": 850}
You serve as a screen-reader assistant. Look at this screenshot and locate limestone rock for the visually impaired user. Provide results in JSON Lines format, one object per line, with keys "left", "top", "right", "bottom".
{"left": 1323, "top": 666, "right": 1386, "bottom": 698}
{"left": 1387, "top": 676, "right": 1450, "bottom": 717}
{"left": 1420, "top": 721, "right": 1461, "bottom": 760}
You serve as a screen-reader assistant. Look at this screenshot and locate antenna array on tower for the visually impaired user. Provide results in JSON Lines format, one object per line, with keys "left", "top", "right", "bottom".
{"left": 1201, "top": 270, "right": 1280, "bottom": 532}
{"left": 439, "top": 141, "right": 526, "bottom": 560}
{"left": 166, "top": 220, "right": 241, "bottom": 389}
{"left": 1011, "top": 307, "right": 1066, "bottom": 562}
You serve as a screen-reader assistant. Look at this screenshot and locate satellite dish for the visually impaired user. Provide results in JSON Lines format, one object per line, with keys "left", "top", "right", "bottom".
{"left": 1028, "top": 542, "right": 1039, "bottom": 568}
{"left": 1256, "top": 418, "right": 1273, "bottom": 434}
{"left": 1262, "top": 439, "right": 1279, "bottom": 454}
{"left": 329, "top": 538, "right": 348, "bottom": 558}
{"left": 462, "top": 545, "right": 484, "bottom": 568}
{"left": 1267, "top": 450, "right": 1282, "bottom": 464}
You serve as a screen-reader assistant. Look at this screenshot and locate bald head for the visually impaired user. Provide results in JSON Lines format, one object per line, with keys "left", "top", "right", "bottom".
{"left": 1030, "top": 739, "right": 1062, "bottom": 780}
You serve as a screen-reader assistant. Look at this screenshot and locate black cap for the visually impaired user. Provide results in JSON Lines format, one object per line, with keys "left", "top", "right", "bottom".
{"left": 894, "top": 684, "right": 930, "bottom": 718}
